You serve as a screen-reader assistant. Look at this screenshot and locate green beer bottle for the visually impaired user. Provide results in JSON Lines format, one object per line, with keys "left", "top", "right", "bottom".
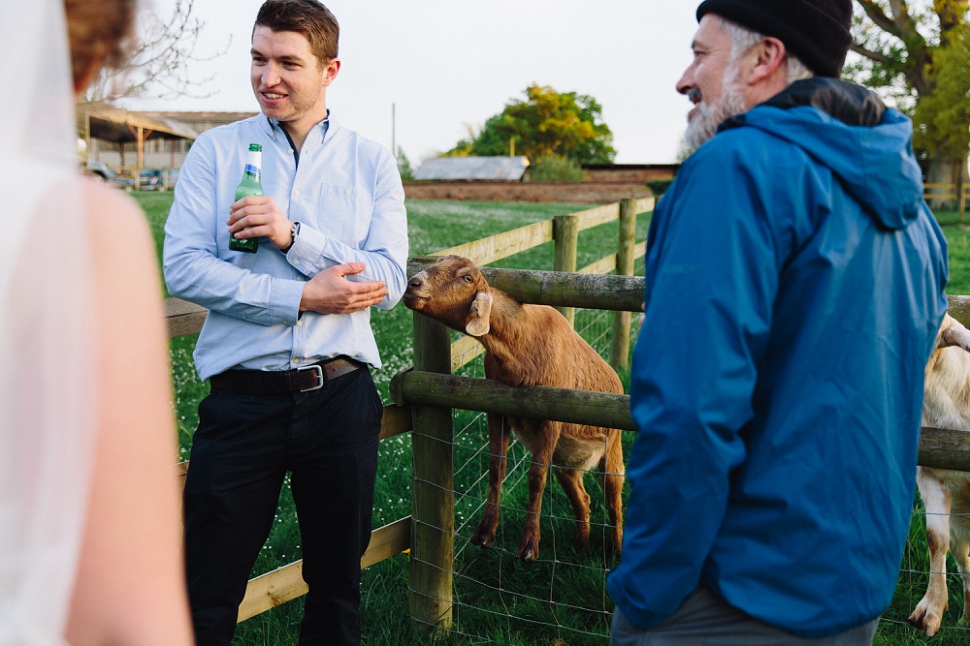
{"left": 229, "top": 143, "right": 263, "bottom": 253}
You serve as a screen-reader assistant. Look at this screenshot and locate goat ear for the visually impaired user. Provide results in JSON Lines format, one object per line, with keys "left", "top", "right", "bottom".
{"left": 465, "top": 291, "right": 492, "bottom": 337}
{"left": 942, "top": 316, "right": 970, "bottom": 353}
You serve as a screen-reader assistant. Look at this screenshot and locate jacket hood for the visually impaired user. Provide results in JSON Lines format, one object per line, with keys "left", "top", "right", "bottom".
{"left": 719, "top": 78, "right": 924, "bottom": 231}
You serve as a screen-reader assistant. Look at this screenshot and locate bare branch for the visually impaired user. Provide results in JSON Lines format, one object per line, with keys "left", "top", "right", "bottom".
{"left": 856, "top": 0, "right": 901, "bottom": 37}
{"left": 87, "top": 0, "right": 230, "bottom": 102}
{"left": 851, "top": 42, "right": 894, "bottom": 64}
{"left": 888, "top": 0, "right": 927, "bottom": 50}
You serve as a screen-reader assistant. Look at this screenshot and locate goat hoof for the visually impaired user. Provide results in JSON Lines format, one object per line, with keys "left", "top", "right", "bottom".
{"left": 517, "top": 536, "right": 540, "bottom": 563}
{"left": 471, "top": 526, "right": 495, "bottom": 549}
{"left": 908, "top": 604, "right": 943, "bottom": 637}
{"left": 517, "top": 548, "right": 538, "bottom": 563}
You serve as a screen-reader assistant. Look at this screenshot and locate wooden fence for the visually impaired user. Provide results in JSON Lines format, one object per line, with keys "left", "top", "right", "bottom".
{"left": 168, "top": 297, "right": 412, "bottom": 621}
{"left": 395, "top": 279, "right": 970, "bottom": 637}
{"left": 163, "top": 196, "right": 655, "bottom": 623}
{"left": 925, "top": 182, "right": 970, "bottom": 211}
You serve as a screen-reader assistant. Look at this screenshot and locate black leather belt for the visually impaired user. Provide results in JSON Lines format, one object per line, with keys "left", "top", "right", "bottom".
{"left": 209, "top": 357, "right": 365, "bottom": 394}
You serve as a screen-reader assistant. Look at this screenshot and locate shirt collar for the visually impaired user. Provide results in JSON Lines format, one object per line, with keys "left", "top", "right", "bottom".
{"left": 262, "top": 110, "right": 334, "bottom": 143}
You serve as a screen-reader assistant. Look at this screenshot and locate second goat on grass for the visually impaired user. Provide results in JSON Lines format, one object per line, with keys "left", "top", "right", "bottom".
{"left": 910, "top": 313, "right": 970, "bottom": 636}
{"left": 403, "top": 255, "right": 625, "bottom": 562}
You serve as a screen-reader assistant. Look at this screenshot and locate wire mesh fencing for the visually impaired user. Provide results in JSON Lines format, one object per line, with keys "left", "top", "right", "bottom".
{"left": 406, "top": 305, "right": 633, "bottom": 645}
{"left": 403, "top": 278, "right": 970, "bottom": 645}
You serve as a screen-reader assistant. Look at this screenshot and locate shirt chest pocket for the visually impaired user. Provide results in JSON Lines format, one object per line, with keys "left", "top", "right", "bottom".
{"left": 316, "top": 184, "right": 373, "bottom": 247}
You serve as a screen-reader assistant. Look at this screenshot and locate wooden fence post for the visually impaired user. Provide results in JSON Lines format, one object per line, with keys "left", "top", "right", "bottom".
{"left": 959, "top": 158, "right": 967, "bottom": 224}
{"left": 611, "top": 198, "right": 637, "bottom": 370}
{"left": 554, "top": 213, "right": 580, "bottom": 327}
{"left": 408, "top": 313, "right": 454, "bottom": 638}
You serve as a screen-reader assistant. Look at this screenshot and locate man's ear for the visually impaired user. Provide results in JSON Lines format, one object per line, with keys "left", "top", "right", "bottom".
{"left": 746, "top": 36, "right": 786, "bottom": 86}
{"left": 322, "top": 58, "right": 341, "bottom": 86}
{"left": 465, "top": 291, "right": 492, "bottom": 337}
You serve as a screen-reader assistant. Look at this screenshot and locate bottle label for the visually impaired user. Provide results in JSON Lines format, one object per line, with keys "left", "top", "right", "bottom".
{"left": 244, "top": 164, "right": 260, "bottom": 178}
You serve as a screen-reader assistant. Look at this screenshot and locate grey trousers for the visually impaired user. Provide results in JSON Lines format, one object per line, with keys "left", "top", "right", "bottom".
{"left": 610, "top": 587, "right": 879, "bottom": 646}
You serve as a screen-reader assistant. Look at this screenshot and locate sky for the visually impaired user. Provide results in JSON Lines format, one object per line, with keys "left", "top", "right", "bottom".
{"left": 122, "top": 1, "right": 701, "bottom": 164}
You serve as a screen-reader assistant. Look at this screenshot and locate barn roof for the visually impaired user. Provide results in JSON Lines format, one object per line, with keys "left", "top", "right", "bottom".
{"left": 413, "top": 156, "right": 530, "bottom": 181}
{"left": 80, "top": 103, "right": 199, "bottom": 143}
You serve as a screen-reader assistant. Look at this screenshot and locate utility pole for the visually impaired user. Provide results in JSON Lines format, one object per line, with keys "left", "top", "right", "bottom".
{"left": 392, "top": 102, "right": 396, "bottom": 160}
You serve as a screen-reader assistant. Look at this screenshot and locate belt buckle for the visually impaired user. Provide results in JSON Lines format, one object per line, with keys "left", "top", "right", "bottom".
{"left": 297, "top": 364, "right": 324, "bottom": 392}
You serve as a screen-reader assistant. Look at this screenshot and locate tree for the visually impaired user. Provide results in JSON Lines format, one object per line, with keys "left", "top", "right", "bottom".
{"left": 85, "top": 0, "right": 229, "bottom": 102}
{"left": 848, "top": 1, "right": 970, "bottom": 191}
{"left": 397, "top": 147, "right": 415, "bottom": 182}
{"left": 912, "top": 24, "right": 970, "bottom": 217}
{"left": 443, "top": 84, "right": 616, "bottom": 165}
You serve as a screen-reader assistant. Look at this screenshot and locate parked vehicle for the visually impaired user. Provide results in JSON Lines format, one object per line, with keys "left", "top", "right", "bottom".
{"left": 86, "top": 160, "right": 135, "bottom": 191}
{"left": 138, "top": 168, "right": 178, "bottom": 191}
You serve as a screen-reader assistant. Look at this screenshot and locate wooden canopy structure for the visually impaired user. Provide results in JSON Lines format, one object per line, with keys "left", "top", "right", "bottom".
{"left": 78, "top": 102, "right": 199, "bottom": 171}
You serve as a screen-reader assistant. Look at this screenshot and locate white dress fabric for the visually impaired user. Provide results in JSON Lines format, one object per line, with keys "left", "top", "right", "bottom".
{"left": 0, "top": 0, "right": 98, "bottom": 643}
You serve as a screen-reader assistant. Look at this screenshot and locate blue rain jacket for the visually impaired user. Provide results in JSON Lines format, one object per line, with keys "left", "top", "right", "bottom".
{"left": 607, "top": 79, "right": 949, "bottom": 638}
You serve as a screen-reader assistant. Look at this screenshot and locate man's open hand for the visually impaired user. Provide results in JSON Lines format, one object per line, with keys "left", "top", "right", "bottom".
{"left": 300, "top": 262, "right": 388, "bottom": 314}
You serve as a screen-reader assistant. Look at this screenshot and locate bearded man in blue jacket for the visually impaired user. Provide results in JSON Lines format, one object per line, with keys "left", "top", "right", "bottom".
{"left": 607, "top": 1, "right": 949, "bottom": 644}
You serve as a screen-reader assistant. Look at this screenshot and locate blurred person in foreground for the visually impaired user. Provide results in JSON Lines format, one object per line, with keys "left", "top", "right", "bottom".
{"left": 0, "top": 0, "right": 194, "bottom": 644}
{"left": 607, "top": 1, "right": 948, "bottom": 644}
{"left": 162, "top": 0, "right": 408, "bottom": 644}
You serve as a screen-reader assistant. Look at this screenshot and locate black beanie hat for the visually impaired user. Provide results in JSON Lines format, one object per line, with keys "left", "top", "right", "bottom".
{"left": 696, "top": 0, "right": 853, "bottom": 78}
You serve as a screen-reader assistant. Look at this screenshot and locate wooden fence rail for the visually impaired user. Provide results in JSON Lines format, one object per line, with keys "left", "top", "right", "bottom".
{"left": 164, "top": 195, "right": 656, "bottom": 627}
{"left": 164, "top": 296, "right": 415, "bottom": 622}
{"left": 401, "top": 274, "right": 970, "bottom": 635}
{"left": 167, "top": 190, "right": 970, "bottom": 633}
{"left": 924, "top": 182, "right": 970, "bottom": 203}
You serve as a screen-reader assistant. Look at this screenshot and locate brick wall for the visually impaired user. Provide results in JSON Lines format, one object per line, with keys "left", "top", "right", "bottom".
{"left": 403, "top": 181, "right": 653, "bottom": 204}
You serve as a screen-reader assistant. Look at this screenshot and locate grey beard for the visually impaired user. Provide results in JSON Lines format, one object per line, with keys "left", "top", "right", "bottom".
{"left": 684, "top": 67, "right": 748, "bottom": 151}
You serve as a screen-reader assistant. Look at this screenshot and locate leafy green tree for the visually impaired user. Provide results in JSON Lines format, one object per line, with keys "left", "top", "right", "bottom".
{"left": 527, "top": 154, "right": 587, "bottom": 182}
{"left": 911, "top": 24, "right": 970, "bottom": 216}
{"left": 396, "top": 147, "right": 415, "bottom": 182}
{"left": 848, "top": 1, "right": 970, "bottom": 186}
{"left": 443, "top": 84, "right": 616, "bottom": 165}
{"left": 911, "top": 24, "right": 970, "bottom": 160}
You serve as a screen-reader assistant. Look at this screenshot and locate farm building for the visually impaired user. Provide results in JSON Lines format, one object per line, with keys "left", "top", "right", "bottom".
{"left": 412, "top": 156, "right": 530, "bottom": 181}
{"left": 81, "top": 107, "right": 257, "bottom": 173}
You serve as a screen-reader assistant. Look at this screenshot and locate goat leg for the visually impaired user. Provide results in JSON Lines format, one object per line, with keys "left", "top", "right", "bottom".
{"left": 517, "top": 421, "right": 562, "bottom": 563}
{"left": 553, "top": 465, "right": 591, "bottom": 553}
{"left": 909, "top": 473, "right": 952, "bottom": 637}
{"left": 471, "top": 413, "right": 510, "bottom": 550}
{"left": 952, "top": 536, "right": 970, "bottom": 627}
{"left": 601, "top": 431, "right": 625, "bottom": 558}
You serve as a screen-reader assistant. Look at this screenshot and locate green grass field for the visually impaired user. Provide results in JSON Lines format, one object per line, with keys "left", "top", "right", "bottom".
{"left": 134, "top": 192, "right": 970, "bottom": 645}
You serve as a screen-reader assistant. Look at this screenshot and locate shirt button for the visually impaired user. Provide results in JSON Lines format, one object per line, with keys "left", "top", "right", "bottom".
{"left": 297, "top": 320, "right": 303, "bottom": 327}
{"left": 294, "top": 259, "right": 300, "bottom": 265}
{"left": 291, "top": 358, "right": 299, "bottom": 365}
{"left": 294, "top": 189, "right": 300, "bottom": 196}
{"left": 345, "top": 189, "right": 351, "bottom": 195}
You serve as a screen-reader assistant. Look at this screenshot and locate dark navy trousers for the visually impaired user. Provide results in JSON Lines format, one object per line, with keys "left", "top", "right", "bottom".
{"left": 183, "top": 368, "right": 383, "bottom": 646}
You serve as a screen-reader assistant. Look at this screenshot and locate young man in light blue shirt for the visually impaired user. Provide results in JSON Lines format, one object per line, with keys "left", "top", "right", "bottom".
{"left": 163, "top": 1, "right": 407, "bottom": 644}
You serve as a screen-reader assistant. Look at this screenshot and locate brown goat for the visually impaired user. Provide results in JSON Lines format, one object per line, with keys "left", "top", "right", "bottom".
{"left": 909, "top": 314, "right": 970, "bottom": 636}
{"left": 402, "top": 255, "right": 625, "bottom": 562}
